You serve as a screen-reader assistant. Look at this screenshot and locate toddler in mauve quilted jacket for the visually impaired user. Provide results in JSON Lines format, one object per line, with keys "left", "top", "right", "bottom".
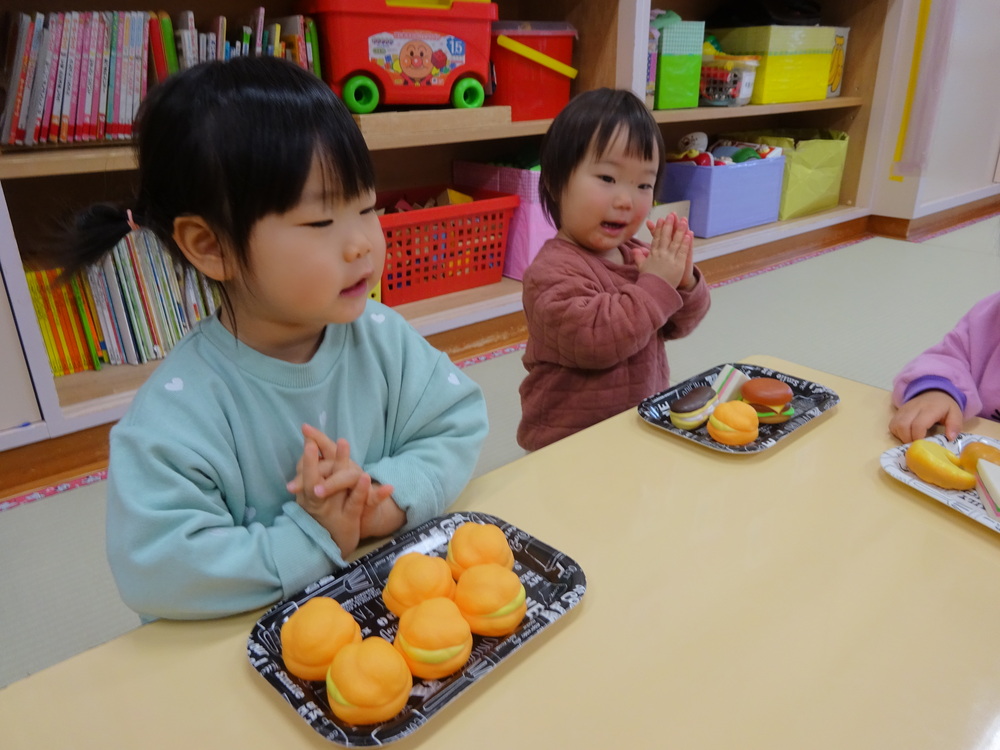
{"left": 517, "top": 88, "right": 711, "bottom": 451}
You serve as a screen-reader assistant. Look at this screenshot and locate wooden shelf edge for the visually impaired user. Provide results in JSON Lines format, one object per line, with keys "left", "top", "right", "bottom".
{"left": 653, "top": 96, "right": 864, "bottom": 124}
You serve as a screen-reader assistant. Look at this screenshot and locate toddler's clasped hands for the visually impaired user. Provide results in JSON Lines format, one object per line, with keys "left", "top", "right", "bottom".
{"left": 287, "top": 423, "right": 405, "bottom": 557}
{"left": 635, "top": 213, "right": 696, "bottom": 291}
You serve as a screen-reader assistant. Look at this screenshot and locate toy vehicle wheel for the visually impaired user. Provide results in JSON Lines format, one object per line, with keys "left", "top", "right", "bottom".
{"left": 342, "top": 75, "right": 380, "bottom": 115}
{"left": 451, "top": 77, "right": 485, "bottom": 109}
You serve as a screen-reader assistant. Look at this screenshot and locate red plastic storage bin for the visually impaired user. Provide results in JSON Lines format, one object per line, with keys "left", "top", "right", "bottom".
{"left": 488, "top": 21, "right": 577, "bottom": 120}
{"left": 378, "top": 186, "right": 519, "bottom": 305}
{"left": 300, "top": 0, "right": 497, "bottom": 113}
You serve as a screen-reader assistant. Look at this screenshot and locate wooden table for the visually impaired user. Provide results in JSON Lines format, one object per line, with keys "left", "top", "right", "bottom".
{"left": 5, "top": 356, "right": 1000, "bottom": 749}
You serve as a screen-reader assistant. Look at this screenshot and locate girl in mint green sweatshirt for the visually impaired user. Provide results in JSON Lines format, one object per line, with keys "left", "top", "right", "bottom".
{"left": 52, "top": 57, "right": 487, "bottom": 620}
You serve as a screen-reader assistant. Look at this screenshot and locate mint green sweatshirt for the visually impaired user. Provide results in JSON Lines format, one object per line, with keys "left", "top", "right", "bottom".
{"left": 106, "top": 303, "right": 487, "bottom": 620}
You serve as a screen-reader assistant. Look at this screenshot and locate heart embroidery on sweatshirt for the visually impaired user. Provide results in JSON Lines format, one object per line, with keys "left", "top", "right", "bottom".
{"left": 370, "top": 313, "right": 386, "bottom": 323}
{"left": 164, "top": 377, "right": 184, "bottom": 392}
{"left": 448, "top": 373, "right": 460, "bottom": 385}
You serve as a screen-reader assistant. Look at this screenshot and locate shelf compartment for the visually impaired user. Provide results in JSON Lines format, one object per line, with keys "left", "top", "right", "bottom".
{"left": 0, "top": 98, "right": 865, "bottom": 181}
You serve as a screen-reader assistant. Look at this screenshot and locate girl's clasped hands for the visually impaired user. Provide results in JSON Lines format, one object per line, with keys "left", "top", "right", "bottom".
{"left": 287, "top": 423, "right": 405, "bottom": 558}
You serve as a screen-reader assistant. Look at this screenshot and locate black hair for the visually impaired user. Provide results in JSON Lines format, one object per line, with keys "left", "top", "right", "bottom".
{"left": 52, "top": 56, "right": 375, "bottom": 281}
{"left": 539, "top": 88, "right": 665, "bottom": 229}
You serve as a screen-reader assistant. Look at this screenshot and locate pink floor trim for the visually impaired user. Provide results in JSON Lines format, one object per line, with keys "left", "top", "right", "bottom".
{"left": 1, "top": 469, "right": 108, "bottom": 513}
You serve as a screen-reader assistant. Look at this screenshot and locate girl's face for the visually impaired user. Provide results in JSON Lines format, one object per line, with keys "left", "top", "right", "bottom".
{"left": 556, "top": 128, "right": 659, "bottom": 258}
{"left": 224, "top": 156, "right": 385, "bottom": 362}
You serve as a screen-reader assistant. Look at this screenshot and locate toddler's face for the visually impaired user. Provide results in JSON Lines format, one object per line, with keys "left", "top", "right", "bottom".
{"left": 556, "top": 128, "right": 659, "bottom": 258}
{"left": 227, "top": 156, "right": 385, "bottom": 358}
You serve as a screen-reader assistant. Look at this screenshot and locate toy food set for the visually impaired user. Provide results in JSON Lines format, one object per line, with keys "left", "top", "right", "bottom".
{"left": 453, "top": 158, "right": 554, "bottom": 281}
{"left": 881, "top": 434, "right": 1000, "bottom": 534}
{"left": 651, "top": 11, "right": 705, "bottom": 110}
{"left": 709, "top": 25, "right": 836, "bottom": 104}
{"left": 248, "top": 512, "right": 586, "bottom": 746}
{"left": 301, "top": 0, "right": 498, "bottom": 114}
{"left": 720, "top": 129, "right": 849, "bottom": 221}
{"left": 376, "top": 185, "right": 518, "bottom": 305}
{"left": 658, "top": 133, "right": 785, "bottom": 238}
{"left": 381, "top": 551, "right": 456, "bottom": 617}
{"left": 638, "top": 362, "right": 840, "bottom": 454}
{"left": 488, "top": 21, "right": 577, "bottom": 121}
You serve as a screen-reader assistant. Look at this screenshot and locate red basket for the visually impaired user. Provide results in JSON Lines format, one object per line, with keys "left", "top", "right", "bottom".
{"left": 378, "top": 186, "right": 519, "bottom": 306}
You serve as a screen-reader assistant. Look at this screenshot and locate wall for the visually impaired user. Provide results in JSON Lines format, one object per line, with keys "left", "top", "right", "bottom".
{"left": 870, "top": 0, "right": 1000, "bottom": 219}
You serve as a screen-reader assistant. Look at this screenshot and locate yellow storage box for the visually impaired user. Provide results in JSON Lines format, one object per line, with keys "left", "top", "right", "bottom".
{"left": 710, "top": 25, "right": 835, "bottom": 104}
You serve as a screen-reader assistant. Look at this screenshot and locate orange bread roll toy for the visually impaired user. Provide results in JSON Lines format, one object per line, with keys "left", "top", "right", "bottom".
{"left": 957, "top": 440, "right": 1000, "bottom": 474}
{"left": 446, "top": 522, "right": 514, "bottom": 580}
{"left": 393, "top": 597, "right": 473, "bottom": 680}
{"left": 706, "top": 400, "right": 759, "bottom": 446}
{"left": 382, "top": 552, "right": 457, "bottom": 617}
{"left": 453, "top": 562, "right": 527, "bottom": 637}
{"left": 905, "top": 439, "right": 975, "bottom": 491}
{"left": 280, "top": 597, "right": 362, "bottom": 681}
{"left": 326, "top": 637, "right": 413, "bottom": 725}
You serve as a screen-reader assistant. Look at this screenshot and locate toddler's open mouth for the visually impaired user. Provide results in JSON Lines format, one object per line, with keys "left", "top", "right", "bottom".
{"left": 341, "top": 278, "right": 370, "bottom": 297}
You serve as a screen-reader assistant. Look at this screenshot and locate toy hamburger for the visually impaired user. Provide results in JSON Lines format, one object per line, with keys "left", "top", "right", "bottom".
{"left": 280, "top": 596, "right": 362, "bottom": 681}
{"left": 453, "top": 562, "right": 527, "bottom": 637}
{"left": 382, "top": 552, "right": 456, "bottom": 617}
{"left": 393, "top": 597, "right": 473, "bottom": 680}
{"left": 706, "top": 400, "right": 759, "bottom": 446}
{"left": 740, "top": 377, "right": 795, "bottom": 424}
{"left": 446, "top": 522, "right": 514, "bottom": 580}
{"left": 326, "top": 637, "right": 413, "bottom": 725}
{"left": 668, "top": 385, "right": 718, "bottom": 430}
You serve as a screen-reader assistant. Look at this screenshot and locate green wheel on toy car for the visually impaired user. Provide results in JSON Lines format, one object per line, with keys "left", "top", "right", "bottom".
{"left": 451, "top": 77, "right": 485, "bottom": 109}
{"left": 342, "top": 75, "right": 380, "bottom": 115}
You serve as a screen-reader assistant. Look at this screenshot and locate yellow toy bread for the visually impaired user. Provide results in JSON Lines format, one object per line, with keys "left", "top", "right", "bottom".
{"left": 326, "top": 637, "right": 413, "bottom": 725}
{"left": 446, "top": 522, "right": 514, "bottom": 580}
{"left": 393, "top": 597, "right": 473, "bottom": 680}
{"left": 280, "top": 597, "right": 362, "bottom": 681}
{"left": 905, "top": 439, "right": 975, "bottom": 491}
{"left": 382, "top": 552, "right": 456, "bottom": 617}
{"left": 453, "top": 562, "right": 527, "bottom": 637}
{"left": 706, "top": 400, "right": 759, "bottom": 446}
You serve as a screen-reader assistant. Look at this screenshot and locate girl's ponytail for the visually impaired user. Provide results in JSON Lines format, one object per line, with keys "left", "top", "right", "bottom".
{"left": 50, "top": 202, "right": 138, "bottom": 280}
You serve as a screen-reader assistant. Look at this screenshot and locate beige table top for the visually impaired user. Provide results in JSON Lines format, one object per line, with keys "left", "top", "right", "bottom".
{"left": 5, "top": 356, "right": 1000, "bottom": 749}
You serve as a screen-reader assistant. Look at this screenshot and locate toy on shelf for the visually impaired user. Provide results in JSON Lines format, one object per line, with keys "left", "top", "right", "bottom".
{"left": 302, "top": 0, "right": 498, "bottom": 114}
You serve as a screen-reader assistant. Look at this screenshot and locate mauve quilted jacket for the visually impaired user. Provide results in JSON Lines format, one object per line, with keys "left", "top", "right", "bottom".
{"left": 517, "top": 236, "right": 711, "bottom": 451}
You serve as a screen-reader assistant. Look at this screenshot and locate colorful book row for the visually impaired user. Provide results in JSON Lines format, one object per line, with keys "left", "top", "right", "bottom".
{"left": 25, "top": 230, "right": 219, "bottom": 376}
{"left": 0, "top": 8, "right": 322, "bottom": 147}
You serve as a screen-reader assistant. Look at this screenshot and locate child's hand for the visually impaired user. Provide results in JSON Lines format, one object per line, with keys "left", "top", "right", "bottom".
{"left": 360, "top": 495, "right": 407, "bottom": 540}
{"left": 636, "top": 213, "right": 696, "bottom": 290}
{"left": 889, "top": 391, "right": 964, "bottom": 443}
{"left": 291, "top": 431, "right": 367, "bottom": 557}
{"left": 288, "top": 425, "right": 403, "bottom": 541}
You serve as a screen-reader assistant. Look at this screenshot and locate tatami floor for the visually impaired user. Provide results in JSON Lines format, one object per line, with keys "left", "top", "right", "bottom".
{"left": 1, "top": 214, "right": 998, "bottom": 689}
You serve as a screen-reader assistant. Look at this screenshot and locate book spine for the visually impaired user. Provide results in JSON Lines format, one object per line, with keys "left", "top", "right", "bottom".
{"left": 112, "top": 240, "right": 151, "bottom": 362}
{"left": 123, "top": 233, "right": 162, "bottom": 358}
{"left": 24, "top": 270, "right": 64, "bottom": 377}
{"left": 147, "top": 13, "right": 168, "bottom": 84}
{"left": 38, "top": 13, "right": 64, "bottom": 144}
{"left": 80, "top": 271, "right": 110, "bottom": 365}
{"left": 70, "top": 273, "right": 102, "bottom": 370}
{"left": 101, "top": 253, "right": 138, "bottom": 365}
{"left": 136, "top": 11, "right": 150, "bottom": 126}
{"left": 74, "top": 11, "right": 98, "bottom": 142}
{"left": 5, "top": 14, "right": 35, "bottom": 144}
{"left": 47, "top": 11, "right": 75, "bottom": 143}
{"left": 15, "top": 13, "right": 45, "bottom": 144}
{"left": 64, "top": 10, "right": 90, "bottom": 143}
{"left": 86, "top": 264, "right": 122, "bottom": 365}
{"left": 57, "top": 11, "right": 81, "bottom": 143}
{"left": 24, "top": 17, "right": 55, "bottom": 146}
{"left": 157, "top": 13, "right": 178, "bottom": 75}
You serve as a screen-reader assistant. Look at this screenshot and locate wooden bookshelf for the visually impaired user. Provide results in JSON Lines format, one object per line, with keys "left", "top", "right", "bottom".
{"left": 0, "top": 0, "right": 893, "bottom": 453}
